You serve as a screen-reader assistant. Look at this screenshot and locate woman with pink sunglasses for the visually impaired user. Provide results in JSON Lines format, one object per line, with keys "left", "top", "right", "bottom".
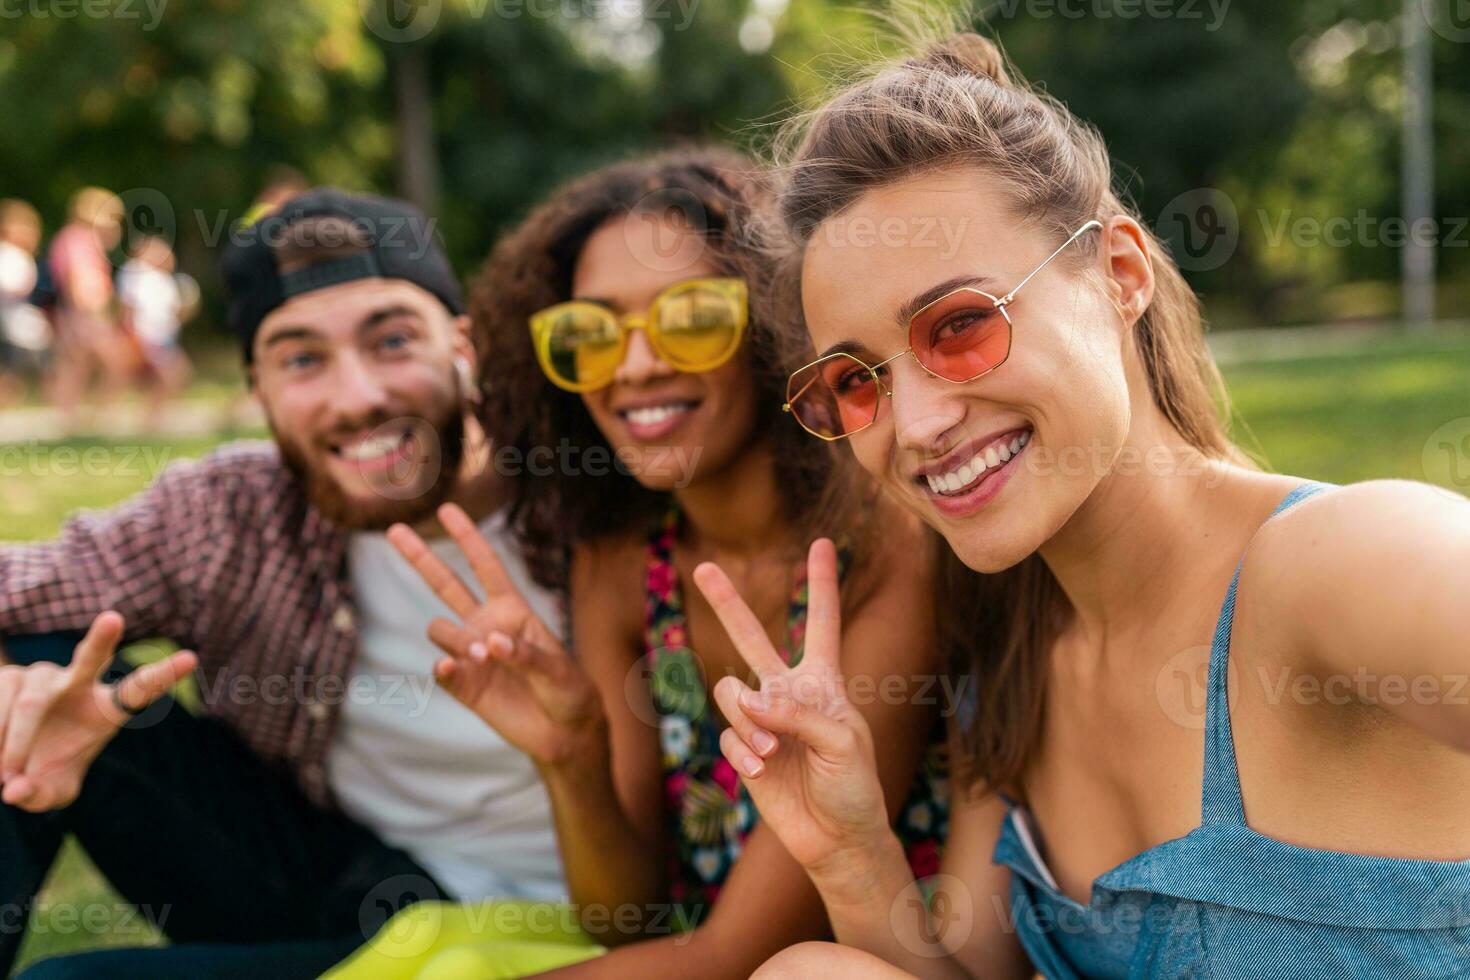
{"left": 701, "top": 31, "right": 1470, "bottom": 980}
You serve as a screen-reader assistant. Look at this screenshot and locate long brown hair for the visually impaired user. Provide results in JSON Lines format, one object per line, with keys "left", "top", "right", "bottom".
{"left": 472, "top": 146, "right": 868, "bottom": 593}
{"left": 768, "top": 30, "right": 1238, "bottom": 794}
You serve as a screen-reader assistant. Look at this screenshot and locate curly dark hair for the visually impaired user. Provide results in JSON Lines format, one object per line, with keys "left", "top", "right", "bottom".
{"left": 471, "top": 145, "right": 866, "bottom": 593}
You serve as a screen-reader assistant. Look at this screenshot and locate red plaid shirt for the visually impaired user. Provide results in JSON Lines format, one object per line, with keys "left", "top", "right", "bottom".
{"left": 0, "top": 441, "right": 364, "bottom": 806}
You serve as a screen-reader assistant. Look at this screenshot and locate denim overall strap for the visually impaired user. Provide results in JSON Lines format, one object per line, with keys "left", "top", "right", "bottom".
{"left": 1202, "top": 482, "right": 1331, "bottom": 827}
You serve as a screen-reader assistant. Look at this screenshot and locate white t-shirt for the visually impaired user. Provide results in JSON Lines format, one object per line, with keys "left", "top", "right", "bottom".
{"left": 329, "top": 509, "right": 568, "bottom": 903}
{"left": 0, "top": 241, "right": 36, "bottom": 303}
{"left": 116, "top": 259, "right": 182, "bottom": 347}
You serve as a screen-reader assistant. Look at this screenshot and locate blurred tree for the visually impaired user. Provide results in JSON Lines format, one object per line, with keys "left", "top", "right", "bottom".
{"left": 0, "top": 0, "right": 390, "bottom": 327}
{"left": 991, "top": 0, "right": 1312, "bottom": 319}
{"left": 0, "top": 0, "right": 1462, "bottom": 333}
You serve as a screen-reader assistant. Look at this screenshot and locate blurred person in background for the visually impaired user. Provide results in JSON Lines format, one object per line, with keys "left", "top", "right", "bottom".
{"left": 0, "top": 199, "right": 50, "bottom": 406}
{"left": 45, "top": 187, "right": 129, "bottom": 428}
{"left": 117, "top": 234, "right": 196, "bottom": 427}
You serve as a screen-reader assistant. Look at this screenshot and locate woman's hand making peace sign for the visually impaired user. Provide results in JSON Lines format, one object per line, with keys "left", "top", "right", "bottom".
{"left": 694, "top": 537, "right": 893, "bottom": 875}
{"left": 387, "top": 504, "right": 605, "bottom": 769}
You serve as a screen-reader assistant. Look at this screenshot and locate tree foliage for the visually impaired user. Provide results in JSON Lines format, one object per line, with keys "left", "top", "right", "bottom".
{"left": 0, "top": 0, "right": 1461, "bottom": 327}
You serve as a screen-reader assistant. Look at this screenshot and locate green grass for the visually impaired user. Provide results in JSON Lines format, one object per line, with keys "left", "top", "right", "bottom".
{"left": 0, "top": 434, "right": 253, "bottom": 542}
{"left": 5, "top": 431, "right": 261, "bottom": 973}
{"left": 1222, "top": 331, "right": 1470, "bottom": 487}
{"left": 3, "top": 329, "right": 1469, "bottom": 973}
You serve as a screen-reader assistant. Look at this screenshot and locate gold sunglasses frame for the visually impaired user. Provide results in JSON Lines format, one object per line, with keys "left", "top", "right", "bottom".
{"left": 783, "top": 220, "right": 1103, "bottom": 441}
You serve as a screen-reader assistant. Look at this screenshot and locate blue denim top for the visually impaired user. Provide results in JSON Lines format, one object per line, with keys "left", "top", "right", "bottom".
{"left": 993, "top": 482, "right": 1470, "bottom": 978}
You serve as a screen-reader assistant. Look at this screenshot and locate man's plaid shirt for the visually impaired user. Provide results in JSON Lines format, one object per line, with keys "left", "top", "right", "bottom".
{"left": 0, "top": 441, "right": 367, "bottom": 806}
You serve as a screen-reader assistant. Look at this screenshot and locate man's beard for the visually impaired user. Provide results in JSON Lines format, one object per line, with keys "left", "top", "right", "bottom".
{"left": 274, "top": 400, "right": 467, "bottom": 532}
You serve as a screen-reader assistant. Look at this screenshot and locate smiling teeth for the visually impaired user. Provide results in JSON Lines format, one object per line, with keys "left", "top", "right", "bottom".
{"left": 924, "top": 430, "right": 1030, "bottom": 496}
{"left": 342, "top": 433, "right": 405, "bottom": 461}
{"left": 626, "top": 404, "right": 689, "bottom": 427}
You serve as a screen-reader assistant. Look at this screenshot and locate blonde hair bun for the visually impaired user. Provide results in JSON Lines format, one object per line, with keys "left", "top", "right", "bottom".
{"left": 910, "top": 32, "right": 1010, "bottom": 87}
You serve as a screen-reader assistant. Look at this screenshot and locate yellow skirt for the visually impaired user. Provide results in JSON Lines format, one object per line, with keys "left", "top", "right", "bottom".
{"left": 323, "top": 901, "right": 606, "bottom": 980}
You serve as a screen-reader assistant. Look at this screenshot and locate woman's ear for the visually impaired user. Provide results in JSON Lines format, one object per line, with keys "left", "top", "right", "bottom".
{"left": 1100, "top": 216, "right": 1154, "bottom": 328}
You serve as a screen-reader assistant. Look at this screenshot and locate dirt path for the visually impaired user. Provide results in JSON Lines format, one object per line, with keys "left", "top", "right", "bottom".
{"left": 0, "top": 399, "right": 264, "bottom": 443}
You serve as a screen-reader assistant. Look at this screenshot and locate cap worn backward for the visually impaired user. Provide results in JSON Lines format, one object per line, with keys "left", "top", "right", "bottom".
{"left": 221, "top": 187, "right": 465, "bottom": 363}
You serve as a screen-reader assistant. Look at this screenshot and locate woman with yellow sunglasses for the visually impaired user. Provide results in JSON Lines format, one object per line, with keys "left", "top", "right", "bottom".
{"left": 328, "top": 147, "right": 949, "bottom": 979}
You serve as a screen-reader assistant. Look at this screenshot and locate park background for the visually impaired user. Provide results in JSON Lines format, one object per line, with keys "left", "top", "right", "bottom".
{"left": 2, "top": 0, "right": 1469, "bottom": 971}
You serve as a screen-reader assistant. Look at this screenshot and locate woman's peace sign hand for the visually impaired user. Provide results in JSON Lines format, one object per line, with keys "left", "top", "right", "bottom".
{"left": 388, "top": 504, "right": 604, "bottom": 768}
{"left": 694, "top": 538, "right": 891, "bottom": 873}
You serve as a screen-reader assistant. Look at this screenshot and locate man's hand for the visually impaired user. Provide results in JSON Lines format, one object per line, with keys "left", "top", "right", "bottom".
{"left": 0, "top": 612, "right": 198, "bottom": 812}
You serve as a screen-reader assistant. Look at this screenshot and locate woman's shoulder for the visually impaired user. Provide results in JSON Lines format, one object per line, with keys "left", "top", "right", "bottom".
{"left": 851, "top": 496, "right": 935, "bottom": 586}
{"left": 1240, "top": 477, "right": 1469, "bottom": 665}
{"left": 570, "top": 529, "right": 655, "bottom": 639}
{"left": 1248, "top": 478, "right": 1466, "bottom": 570}
{"left": 572, "top": 529, "right": 652, "bottom": 593}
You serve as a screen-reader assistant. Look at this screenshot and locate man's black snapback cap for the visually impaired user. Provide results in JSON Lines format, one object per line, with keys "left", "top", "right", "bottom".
{"left": 221, "top": 187, "right": 465, "bottom": 361}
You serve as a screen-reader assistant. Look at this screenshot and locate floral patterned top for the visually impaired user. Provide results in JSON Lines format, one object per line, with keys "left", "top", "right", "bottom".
{"left": 643, "top": 509, "right": 949, "bottom": 926}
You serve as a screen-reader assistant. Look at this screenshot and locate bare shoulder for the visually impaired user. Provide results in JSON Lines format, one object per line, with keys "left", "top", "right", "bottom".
{"left": 839, "top": 497, "right": 939, "bottom": 675}
{"left": 1250, "top": 479, "right": 1469, "bottom": 576}
{"left": 570, "top": 530, "right": 649, "bottom": 661}
{"left": 572, "top": 529, "right": 648, "bottom": 589}
{"left": 845, "top": 496, "right": 936, "bottom": 615}
{"left": 1243, "top": 479, "right": 1470, "bottom": 667}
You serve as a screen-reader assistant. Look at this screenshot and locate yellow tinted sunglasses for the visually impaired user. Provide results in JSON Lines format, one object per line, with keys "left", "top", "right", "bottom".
{"left": 529, "top": 277, "right": 748, "bottom": 393}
